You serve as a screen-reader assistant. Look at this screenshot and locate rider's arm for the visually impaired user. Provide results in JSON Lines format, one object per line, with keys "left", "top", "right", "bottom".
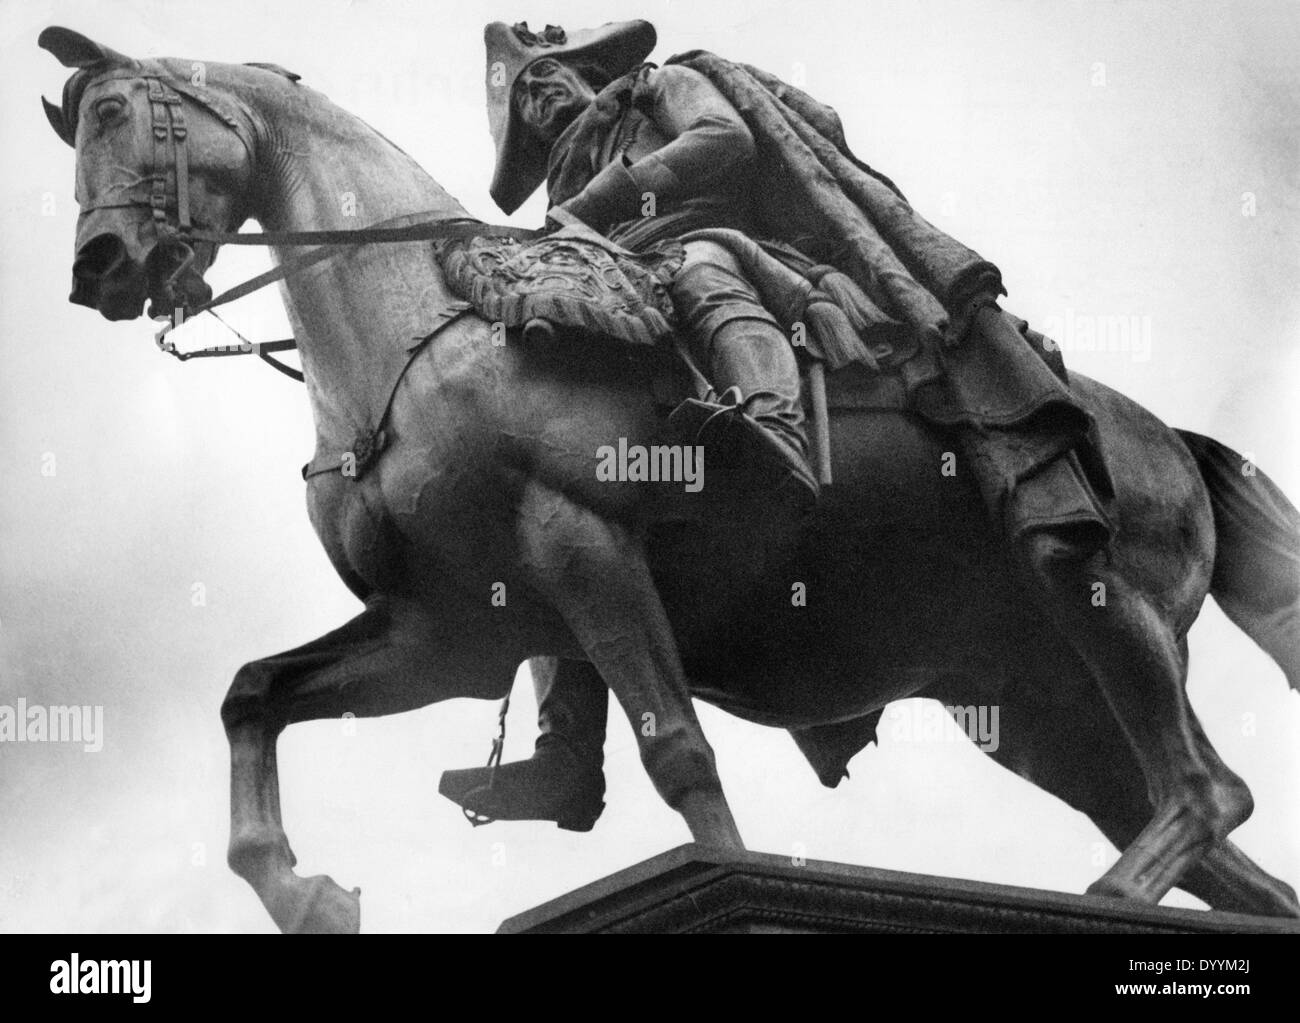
{"left": 556, "top": 65, "right": 754, "bottom": 230}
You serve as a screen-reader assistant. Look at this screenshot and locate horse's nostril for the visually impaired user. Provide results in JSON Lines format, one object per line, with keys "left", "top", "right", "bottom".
{"left": 69, "top": 234, "right": 146, "bottom": 315}
{"left": 72, "top": 234, "right": 129, "bottom": 282}
{"left": 69, "top": 276, "right": 98, "bottom": 307}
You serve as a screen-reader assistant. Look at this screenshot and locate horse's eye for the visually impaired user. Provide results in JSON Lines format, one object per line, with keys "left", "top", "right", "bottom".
{"left": 94, "top": 96, "right": 126, "bottom": 123}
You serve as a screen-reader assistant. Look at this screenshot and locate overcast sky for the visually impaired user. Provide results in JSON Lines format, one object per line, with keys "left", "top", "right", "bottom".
{"left": 1, "top": 0, "right": 1297, "bottom": 933}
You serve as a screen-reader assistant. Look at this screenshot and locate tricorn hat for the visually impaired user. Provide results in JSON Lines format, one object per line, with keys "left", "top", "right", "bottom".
{"left": 484, "top": 20, "right": 656, "bottom": 214}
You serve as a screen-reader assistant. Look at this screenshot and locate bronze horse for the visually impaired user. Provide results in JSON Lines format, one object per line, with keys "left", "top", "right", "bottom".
{"left": 40, "top": 27, "right": 1300, "bottom": 932}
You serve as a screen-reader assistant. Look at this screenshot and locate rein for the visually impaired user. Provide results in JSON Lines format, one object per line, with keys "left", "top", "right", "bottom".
{"left": 131, "top": 74, "right": 540, "bottom": 382}
{"left": 159, "top": 218, "right": 542, "bottom": 382}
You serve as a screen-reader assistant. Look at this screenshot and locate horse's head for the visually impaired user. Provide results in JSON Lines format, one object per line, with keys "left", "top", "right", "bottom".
{"left": 40, "top": 27, "right": 259, "bottom": 321}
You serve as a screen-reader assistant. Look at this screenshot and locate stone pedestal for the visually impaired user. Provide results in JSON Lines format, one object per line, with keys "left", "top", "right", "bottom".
{"left": 498, "top": 844, "right": 1300, "bottom": 934}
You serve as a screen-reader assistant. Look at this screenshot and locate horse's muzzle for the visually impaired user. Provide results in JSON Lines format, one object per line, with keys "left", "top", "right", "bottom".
{"left": 71, "top": 232, "right": 213, "bottom": 323}
{"left": 71, "top": 232, "right": 148, "bottom": 320}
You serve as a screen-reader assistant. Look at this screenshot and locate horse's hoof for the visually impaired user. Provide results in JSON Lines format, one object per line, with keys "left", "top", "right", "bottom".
{"left": 676, "top": 790, "right": 745, "bottom": 852}
{"left": 1085, "top": 874, "right": 1151, "bottom": 904}
{"left": 280, "top": 874, "right": 361, "bottom": 934}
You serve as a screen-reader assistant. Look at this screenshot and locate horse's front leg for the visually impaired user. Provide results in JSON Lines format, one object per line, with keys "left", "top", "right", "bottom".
{"left": 516, "top": 480, "right": 743, "bottom": 850}
{"left": 221, "top": 594, "right": 474, "bottom": 933}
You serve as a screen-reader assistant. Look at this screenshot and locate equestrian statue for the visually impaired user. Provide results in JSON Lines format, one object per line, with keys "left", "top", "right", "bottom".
{"left": 37, "top": 21, "right": 1300, "bottom": 932}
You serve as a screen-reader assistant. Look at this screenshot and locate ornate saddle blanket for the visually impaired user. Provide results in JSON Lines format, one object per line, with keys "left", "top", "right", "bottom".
{"left": 436, "top": 225, "right": 684, "bottom": 347}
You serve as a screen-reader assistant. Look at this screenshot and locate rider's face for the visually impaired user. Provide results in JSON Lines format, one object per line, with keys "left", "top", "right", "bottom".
{"left": 513, "top": 58, "right": 595, "bottom": 145}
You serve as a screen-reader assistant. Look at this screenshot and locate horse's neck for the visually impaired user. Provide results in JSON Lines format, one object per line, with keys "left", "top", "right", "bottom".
{"left": 246, "top": 83, "right": 469, "bottom": 446}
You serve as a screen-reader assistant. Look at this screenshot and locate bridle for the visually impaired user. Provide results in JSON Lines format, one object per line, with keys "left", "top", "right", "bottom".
{"left": 90, "top": 69, "right": 541, "bottom": 382}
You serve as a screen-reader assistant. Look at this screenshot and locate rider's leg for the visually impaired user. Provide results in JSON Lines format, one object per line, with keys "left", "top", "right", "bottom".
{"left": 670, "top": 241, "right": 819, "bottom": 503}
{"left": 438, "top": 658, "right": 608, "bottom": 829}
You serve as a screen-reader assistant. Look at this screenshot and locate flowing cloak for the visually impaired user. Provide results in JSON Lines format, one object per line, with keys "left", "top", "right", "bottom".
{"left": 654, "top": 51, "right": 1114, "bottom": 539}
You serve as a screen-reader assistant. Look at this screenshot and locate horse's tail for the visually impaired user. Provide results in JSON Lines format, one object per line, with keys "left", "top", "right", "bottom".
{"left": 1178, "top": 429, "right": 1300, "bottom": 690}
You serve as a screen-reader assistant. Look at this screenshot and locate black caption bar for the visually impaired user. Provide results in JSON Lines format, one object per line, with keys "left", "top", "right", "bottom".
{"left": 0, "top": 932, "right": 1292, "bottom": 1012}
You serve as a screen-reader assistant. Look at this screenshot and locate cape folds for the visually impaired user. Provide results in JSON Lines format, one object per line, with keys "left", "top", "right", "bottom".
{"left": 663, "top": 50, "right": 1006, "bottom": 346}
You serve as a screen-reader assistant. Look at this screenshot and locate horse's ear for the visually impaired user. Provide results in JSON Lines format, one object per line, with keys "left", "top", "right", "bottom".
{"left": 38, "top": 26, "right": 133, "bottom": 69}
{"left": 42, "top": 95, "right": 75, "bottom": 146}
{"left": 245, "top": 62, "right": 301, "bottom": 83}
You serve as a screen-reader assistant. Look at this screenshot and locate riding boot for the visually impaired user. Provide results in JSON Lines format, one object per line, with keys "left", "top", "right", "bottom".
{"left": 438, "top": 660, "right": 608, "bottom": 831}
{"left": 709, "top": 315, "right": 820, "bottom": 506}
{"left": 668, "top": 257, "right": 819, "bottom": 508}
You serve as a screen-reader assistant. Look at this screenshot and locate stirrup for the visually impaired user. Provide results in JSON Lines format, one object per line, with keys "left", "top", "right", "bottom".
{"left": 438, "top": 756, "right": 606, "bottom": 832}
{"left": 457, "top": 694, "right": 511, "bottom": 827}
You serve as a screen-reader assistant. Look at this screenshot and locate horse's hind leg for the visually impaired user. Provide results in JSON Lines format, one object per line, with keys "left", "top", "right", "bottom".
{"left": 981, "top": 661, "right": 1299, "bottom": 916}
{"left": 221, "top": 594, "right": 462, "bottom": 933}
{"left": 516, "top": 480, "right": 743, "bottom": 849}
{"left": 1017, "top": 534, "right": 1253, "bottom": 904}
{"left": 1183, "top": 708, "right": 1300, "bottom": 915}
{"left": 1189, "top": 840, "right": 1300, "bottom": 916}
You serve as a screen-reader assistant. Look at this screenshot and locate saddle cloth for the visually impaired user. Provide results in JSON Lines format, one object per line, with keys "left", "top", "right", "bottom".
{"left": 436, "top": 224, "right": 684, "bottom": 348}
